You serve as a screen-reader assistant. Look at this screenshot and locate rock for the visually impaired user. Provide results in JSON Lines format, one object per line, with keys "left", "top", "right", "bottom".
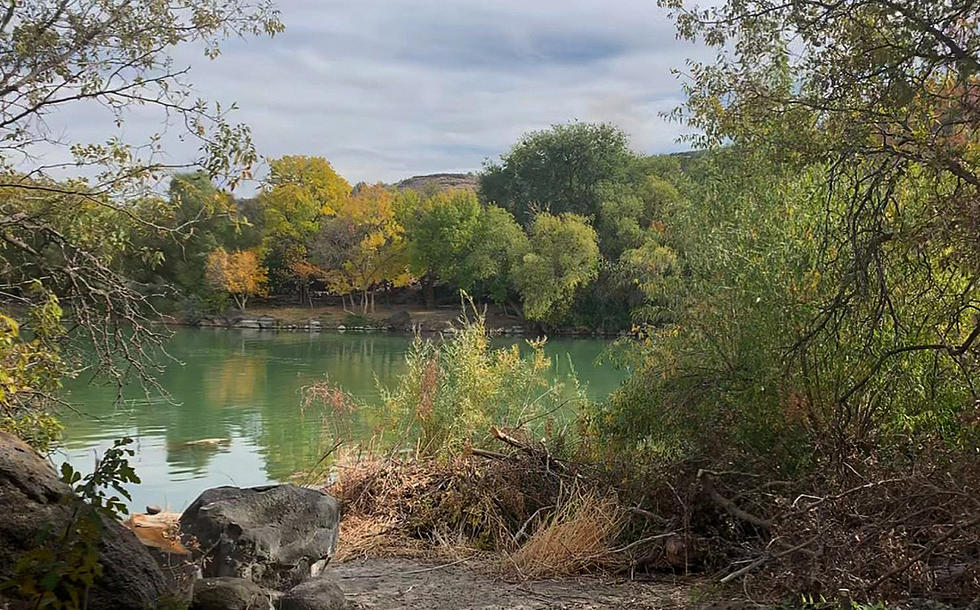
{"left": 146, "top": 503, "right": 163, "bottom": 515}
{"left": 280, "top": 576, "right": 345, "bottom": 610}
{"left": 0, "top": 431, "right": 171, "bottom": 609}
{"left": 393, "top": 172, "right": 478, "bottom": 193}
{"left": 256, "top": 315, "right": 279, "bottom": 330}
{"left": 234, "top": 318, "right": 262, "bottom": 329}
{"left": 180, "top": 484, "right": 340, "bottom": 590}
{"left": 190, "top": 577, "right": 274, "bottom": 610}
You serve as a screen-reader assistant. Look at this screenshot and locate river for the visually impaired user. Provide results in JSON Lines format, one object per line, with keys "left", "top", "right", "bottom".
{"left": 56, "top": 328, "right": 626, "bottom": 511}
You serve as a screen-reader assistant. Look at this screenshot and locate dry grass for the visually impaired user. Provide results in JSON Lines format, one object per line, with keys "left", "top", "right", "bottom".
{"left": 506, "top": 491, "right": 624, "bottom": 578}
{"left": 325, "top": 449, "right": 624, "bottom": 575}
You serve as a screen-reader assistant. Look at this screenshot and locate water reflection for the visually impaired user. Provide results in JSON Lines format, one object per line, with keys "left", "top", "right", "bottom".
{"left": 58, "top": 328, "right": 623, "bottom": 510}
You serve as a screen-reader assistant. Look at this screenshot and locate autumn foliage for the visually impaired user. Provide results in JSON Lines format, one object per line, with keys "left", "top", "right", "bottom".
{"left": 205, "top": 248, "right": 268, "bottom": 310}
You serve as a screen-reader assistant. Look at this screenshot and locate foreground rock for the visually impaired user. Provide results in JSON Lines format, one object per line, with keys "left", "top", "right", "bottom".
{"left": 280, "top": 576, "right": 345, "bottom": 610}
{"left": 190, "top": 577, "right": 274, "bottom": 610}
{"left": 0, "top": 431, "right": 171, "bottom": 609}
{"left": 180, "top": 484, "right": 341, "bottom": 590}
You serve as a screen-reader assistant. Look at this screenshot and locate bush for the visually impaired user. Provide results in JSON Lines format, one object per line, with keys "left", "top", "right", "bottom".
{"left": 374, "top": 305, "right": 589, "bottom": 457}
{"left": 591, "top": 150, "right": 978, "bottom": 468}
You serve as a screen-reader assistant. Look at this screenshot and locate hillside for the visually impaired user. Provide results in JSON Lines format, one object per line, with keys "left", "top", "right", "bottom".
{"left": 393, "top": 172, "right": 478, "bottom": 193}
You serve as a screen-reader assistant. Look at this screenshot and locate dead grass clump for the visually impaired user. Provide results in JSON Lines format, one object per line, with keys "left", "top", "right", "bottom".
{"left": 507, "top": 491, "right": 624, "bottom": 578}
{"left": 326, "top": 451, "right": 563, "bottom": 561}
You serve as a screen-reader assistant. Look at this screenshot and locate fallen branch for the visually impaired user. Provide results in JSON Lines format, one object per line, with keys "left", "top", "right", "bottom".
{"left": 719, "top": 535, "right": 821, "bottom": 584}
{"left": 628, "top": 506, "right": 668, "bottom": 525}
{"left": 698, "top": 470, "right": 772, "bottom": 531}
{"left": 471, "top": 447, "right": 508, "bottom": 460}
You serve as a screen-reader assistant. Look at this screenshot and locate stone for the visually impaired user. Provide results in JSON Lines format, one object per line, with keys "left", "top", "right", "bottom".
{"left": 146, "top": 503, "right": 163, "bottom": 515}
{"left": 280, "top": 576, "right": 345, "bottom": 610}
{"left": 0, "top": 431, "right": 171, "bottom": 609}
{"left": 190, "top": 577, "right": 274, "bottom": 610}
{"left": 256, "top": 315, "right": 279, "bottom": 330}
{"left": 180, "top": 484, "right": 341, "bottom": 590}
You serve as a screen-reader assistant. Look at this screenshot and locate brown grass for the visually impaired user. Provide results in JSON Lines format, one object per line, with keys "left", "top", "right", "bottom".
{"left": 506, "top": 492, "right": 624, "bottom": 578}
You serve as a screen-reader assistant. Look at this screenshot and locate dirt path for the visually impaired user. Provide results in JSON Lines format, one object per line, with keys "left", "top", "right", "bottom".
{"left": 332, "top": 558, "right": 712, "bottom": 609}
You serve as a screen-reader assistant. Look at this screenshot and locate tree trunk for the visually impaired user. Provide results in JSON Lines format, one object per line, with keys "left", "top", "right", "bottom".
{"left": 422, "top": 273, "right": 435, "bottom": 309}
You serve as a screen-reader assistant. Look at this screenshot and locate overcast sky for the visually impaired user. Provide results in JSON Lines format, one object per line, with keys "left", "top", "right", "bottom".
{"left": 47, "top": 0, "right": 713, "bottom": 191}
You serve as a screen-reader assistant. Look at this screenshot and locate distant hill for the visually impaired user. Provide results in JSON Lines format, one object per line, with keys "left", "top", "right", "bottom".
{"left": 393, "top": 173, "right": 478, "bottom": 193}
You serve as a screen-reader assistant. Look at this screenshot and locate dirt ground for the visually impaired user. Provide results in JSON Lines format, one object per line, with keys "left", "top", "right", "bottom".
{"left": 331, "top": 558, "right": 728, "bottom": 610}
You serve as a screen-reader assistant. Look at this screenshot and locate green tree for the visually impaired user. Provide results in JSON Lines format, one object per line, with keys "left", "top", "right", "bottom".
{"left": 405, "top": 189, "right": 481, "bottom": 306}
{"left": 479, "top": 122, "right": 637, "bottom": 225}
{"left": 643, "top": 0, "right": 980, "bottom": 455}
{"left": 455, "top": 205, "right": 529, "bottom": 307}
{"left": 513, "top": 213, "right": 600, "bottom": 322}
{"left": 128, "top": 172, "right": 245, "bottom": 299}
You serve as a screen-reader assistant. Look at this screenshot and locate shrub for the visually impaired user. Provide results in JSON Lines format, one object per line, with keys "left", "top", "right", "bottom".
{"left": 374, "top": 305, "right": 589, "bottom": 457}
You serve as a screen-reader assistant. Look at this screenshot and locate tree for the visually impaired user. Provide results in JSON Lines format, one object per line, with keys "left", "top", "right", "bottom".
{"left": 479, "top": 122, "right": 637, "bottom": 225}
{"left": 405, "top": 189, "right": 481, "bottom": 306}
{"left": 205, "top": 248, "right": 267, "bottom": 310}
{"left": 261, "top": 156, "right": 351, "bottom": 236}
{"left": 257, "top": 156, "right": 351, "bottom": 295}
{"left": 312, "top": 185, "right": 411, "bottom": 313}
{"left": 513, "top": 213, "right": 600, "bottom": 321}
{"left": 127, "top": 172, "right": 245, "bottom": 296}
{"left": 0, "top": 0, "right": 282, "bottom": 448}
{"left": 455, "top": 205, "right": 529, "bottom": 307}
{"left": 657, "top": 0, "right": 980, "bottom": 452}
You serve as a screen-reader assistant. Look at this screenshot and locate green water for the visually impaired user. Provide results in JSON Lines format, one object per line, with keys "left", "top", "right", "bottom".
{"left": 57, "top": 328, "right": 625, "bottom": 512}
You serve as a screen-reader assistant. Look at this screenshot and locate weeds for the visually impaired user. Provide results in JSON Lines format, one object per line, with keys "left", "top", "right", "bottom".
{"left": 373, "top": 303, "right": 588, "bottom": 458}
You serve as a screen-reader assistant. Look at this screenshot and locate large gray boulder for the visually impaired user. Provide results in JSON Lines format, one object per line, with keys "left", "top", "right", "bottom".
{"left": 179, "top": 484, "right": 340, "bottom": 590}
{"left": 190, "top": 577, "right": 274, "bottom": 610}
{"left": 0, "top": 431, "right": 171, "bottom": 609}
{"left": 280, "top": 576, "right": 345, "bottom": 610}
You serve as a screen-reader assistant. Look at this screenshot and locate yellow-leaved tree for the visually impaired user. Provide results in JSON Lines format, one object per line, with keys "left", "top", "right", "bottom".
{"left": 205, "top": 248, "right": 268, "bottom": 310}
{"left": 310, "top": 184, "right": 412, "bottom": 312}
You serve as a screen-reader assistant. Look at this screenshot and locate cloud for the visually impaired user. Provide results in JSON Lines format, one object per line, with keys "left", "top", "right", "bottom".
{"left": 33, "top": 0, "right": 713, "bottom": 192}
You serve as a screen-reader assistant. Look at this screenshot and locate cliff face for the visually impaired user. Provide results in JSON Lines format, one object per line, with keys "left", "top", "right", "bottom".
{"left": 393, "top": 173, "right": 478, "bottom": 193}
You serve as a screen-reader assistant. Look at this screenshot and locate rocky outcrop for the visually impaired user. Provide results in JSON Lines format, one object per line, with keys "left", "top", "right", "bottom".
{"left": 0, "top": 431, "right": 171, "bottom": 609}
{"left": 180, "top": 484, "right": 341, "bottom": 590}
{"left": 279, "top": 575, "right": 345, "bottom": 610}
{"left": 190, "top": 577, "right": 274, "bottom": 610}
{"left": 393, "top": 172, "right": 478, "bottom": 193}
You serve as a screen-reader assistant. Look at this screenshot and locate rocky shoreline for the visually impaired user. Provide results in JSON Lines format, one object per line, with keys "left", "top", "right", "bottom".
{"left": 178, "top": 309, "right": 620, "bottom": 338}
{"left": 0, "top": 431, "right": 346, "bottom": 610}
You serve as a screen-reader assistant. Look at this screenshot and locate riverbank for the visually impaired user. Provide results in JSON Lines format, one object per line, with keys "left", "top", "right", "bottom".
{"left": 171, "top": 303, "right": 624, "bottom": 337}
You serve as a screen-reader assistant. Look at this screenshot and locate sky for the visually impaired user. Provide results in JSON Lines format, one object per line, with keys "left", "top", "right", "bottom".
{"left": 43, "top": 0, "right": 713, "bottom": 191}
